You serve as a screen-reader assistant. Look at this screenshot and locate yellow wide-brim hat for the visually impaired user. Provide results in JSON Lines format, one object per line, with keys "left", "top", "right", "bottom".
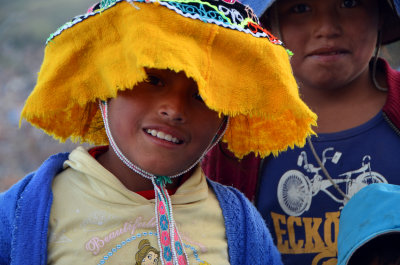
{"left": 20, "top": 0, "right": 317, "bottom": 159}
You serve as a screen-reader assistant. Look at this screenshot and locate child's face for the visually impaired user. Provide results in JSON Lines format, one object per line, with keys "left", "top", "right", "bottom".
{"left": 274, "top": 0, "right": 380, "bottom": 90}
{"left": 107, "top": 69, "right": 222, "bottom": 176}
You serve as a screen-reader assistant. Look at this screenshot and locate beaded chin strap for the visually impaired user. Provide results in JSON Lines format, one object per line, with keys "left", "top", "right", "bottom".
{"left": 99, "top": 100, "right": 228, "bottom": 265}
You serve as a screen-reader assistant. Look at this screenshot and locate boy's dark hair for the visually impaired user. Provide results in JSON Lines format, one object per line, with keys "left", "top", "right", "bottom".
{"left": 348, "top": 232, "right": 400, "bottom": 265}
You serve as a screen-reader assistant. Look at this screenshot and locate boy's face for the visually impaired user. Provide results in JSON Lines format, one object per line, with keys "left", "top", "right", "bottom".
{"left": 272, "top": 0, "right": 380, "bottom": 91}
{"left": 107, "top": 69, "right": 222, "bottom": 176}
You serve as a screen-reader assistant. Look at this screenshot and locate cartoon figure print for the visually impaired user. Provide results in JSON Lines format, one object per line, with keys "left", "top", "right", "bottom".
{"left": 135, "top": 239, "right": 160, "bottom": 265}
{"left": 277, "top": 147, "right": 388, "bottom": 216}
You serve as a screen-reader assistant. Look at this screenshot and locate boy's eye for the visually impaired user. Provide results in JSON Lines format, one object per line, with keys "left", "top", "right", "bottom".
{"left": 145, "top": 75, "right": 163, "bottom": 86}
{"left": 290, "top": 3, "right": 311, "bottom": 13}
{"left": 341, "top": 0, "right": 358, "bottom": 8}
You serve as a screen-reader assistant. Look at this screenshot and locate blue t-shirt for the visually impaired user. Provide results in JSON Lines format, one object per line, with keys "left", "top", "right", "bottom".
{"left": 257, "top": 111, "right": 400, "bottom": 265}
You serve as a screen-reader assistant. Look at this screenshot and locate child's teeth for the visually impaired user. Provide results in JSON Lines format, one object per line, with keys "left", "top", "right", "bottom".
{"left": 147, "top": 129, "right": 179, "bottom": 143}
{"left": 157, "top": 131, "right": 165, "bottom": 138}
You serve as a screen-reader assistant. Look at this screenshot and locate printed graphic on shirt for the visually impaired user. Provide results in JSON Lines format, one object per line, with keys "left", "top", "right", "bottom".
{"left": 134, "top": 239, "right": 159, "bottom": 265}
{"left": 257, "top": 114, "right": 400, "bottom": 265}
{"left": 133, "top": 239, "right": 211, "bottom": 265}
{"left": 83, "top": 216, "right": 212, "bottom": 265}
{"left": 270, "top": 211, "right": 340, "bottom": 265}
{"left": 272, "top": 148, "right": 387, "bottom": 265}
{"left": 277, "top": 147, "right": 387, "bottom": 217}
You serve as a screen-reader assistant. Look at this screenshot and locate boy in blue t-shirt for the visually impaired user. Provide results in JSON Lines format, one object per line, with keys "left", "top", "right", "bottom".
{"left": 203, "top": 0, "right": 400, "bottom": 264}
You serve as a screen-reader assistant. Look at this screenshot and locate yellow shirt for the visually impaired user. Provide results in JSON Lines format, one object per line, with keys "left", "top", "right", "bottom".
{"left": 48, "top": 147, "right": 229, "bottom": 265}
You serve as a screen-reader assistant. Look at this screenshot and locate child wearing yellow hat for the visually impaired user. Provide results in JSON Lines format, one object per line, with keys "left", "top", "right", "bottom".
{"left": 0, "top": 0, "right": 316, "bottom": 264}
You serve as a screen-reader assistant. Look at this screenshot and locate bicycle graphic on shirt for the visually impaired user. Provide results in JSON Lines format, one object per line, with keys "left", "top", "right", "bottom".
{"left": 277, "top": 148, "right": 387, "bottom": 216}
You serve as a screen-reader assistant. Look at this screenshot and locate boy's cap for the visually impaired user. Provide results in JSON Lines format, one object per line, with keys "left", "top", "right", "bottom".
{"left": 20, "top": 0, "right": 317, "bottom": 159}
{"left": 337, "top": 183, "right": 400, "bottom": 265}
{"left": 242, "top": 0, "right": 400, "bottom": 45}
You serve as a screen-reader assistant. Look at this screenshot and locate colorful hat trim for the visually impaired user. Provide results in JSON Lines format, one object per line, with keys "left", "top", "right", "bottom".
{"left": 47, "top": 0, "right": 282, "bottom": 45}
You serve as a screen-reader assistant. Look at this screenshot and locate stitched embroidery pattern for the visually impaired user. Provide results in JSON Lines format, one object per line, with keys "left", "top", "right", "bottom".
{"left": 154, "top": 179, "right": 189, "bottom": 265}
{"left": 46, "top": 0, "right": 282, "bottom": 45}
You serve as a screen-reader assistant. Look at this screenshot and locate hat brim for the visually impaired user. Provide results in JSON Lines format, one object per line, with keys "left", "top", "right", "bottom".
{"left": 21, "top": 1, "right": 316, "bottom": 158}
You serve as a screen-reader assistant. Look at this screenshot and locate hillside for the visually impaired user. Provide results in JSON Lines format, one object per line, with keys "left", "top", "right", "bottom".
{"left": 0, "top": 0, "right": 93, "bottom": 190}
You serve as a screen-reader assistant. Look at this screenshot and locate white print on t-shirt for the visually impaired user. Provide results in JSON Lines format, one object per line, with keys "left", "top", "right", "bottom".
{"left": 80, "top": 210, "right": 118, "bottom": 232}
{"left": 85, "top": 216, "right": 157, "bottom": 255}
{"left": 84, "top": 216, "right": 209, "bottom": 260}
{"left": 277, "top": 147, "right": 387, "bottom": 216}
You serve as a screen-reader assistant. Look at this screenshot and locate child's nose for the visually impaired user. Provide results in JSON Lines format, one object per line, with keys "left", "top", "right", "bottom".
{"left": 158, "top": 92, "right": 187, "bottom": 123}
{"left": 313, "top": 11, "right": 342, "bottom": 39}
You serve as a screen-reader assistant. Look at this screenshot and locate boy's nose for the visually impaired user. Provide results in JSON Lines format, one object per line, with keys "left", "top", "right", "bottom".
{"left": 313, "top": 11, "right": 342, "bottom": 39}
{"left": 158, "top": 93, "right": 187, "bottom": 123}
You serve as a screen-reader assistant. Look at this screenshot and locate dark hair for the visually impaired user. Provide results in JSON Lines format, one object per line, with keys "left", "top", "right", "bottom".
{"left": 348, "top": 232, "right": 400, "bottom": 265}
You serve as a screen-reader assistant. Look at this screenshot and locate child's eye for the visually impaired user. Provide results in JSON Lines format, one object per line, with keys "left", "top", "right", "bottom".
{"left": 145, "top": 75, "right": 163, "bottom": 86}
{"left": 341, "top": 0, "right": 358, "bottom": 8}
{"left": 290, "top": 3, "right": 311, "bottom": 13}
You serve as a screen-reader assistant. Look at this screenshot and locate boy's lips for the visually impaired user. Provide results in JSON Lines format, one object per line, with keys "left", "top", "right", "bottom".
{"left": 307, "top": 47, "right": 350, "bottom": 57}
{"left": 143, "top": 127, "right": 185, "bottom": 145}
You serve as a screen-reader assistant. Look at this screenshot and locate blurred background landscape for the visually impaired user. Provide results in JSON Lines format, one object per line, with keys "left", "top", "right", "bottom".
{"left": 0, "top": 0, "right": 93, "bottom": 191}
{"left": 0, "top": 0, "right": 400, "bottom": 191}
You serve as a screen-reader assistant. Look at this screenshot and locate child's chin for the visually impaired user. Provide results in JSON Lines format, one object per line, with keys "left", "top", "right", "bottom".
{"left": 148, "top": 169, "right": 182, "bottom": 177}
{"left": 138, "top": 160, "right": 195, "bottom": 177}
{"left": 143, "top": 166, "right": 190, "bottom": 178}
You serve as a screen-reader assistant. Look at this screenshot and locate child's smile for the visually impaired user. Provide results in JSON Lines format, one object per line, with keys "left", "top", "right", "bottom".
{"left": 144, "top": 128, "right": 184, "bottom": 145}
